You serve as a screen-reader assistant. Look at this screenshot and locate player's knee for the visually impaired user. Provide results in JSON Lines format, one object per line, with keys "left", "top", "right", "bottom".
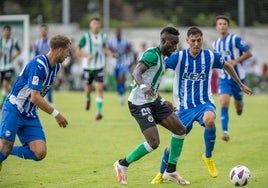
{"left": 148, "top": 139, "right": 160, "bottom": 150}
{"left": 34, "top": 150, "right": 47, "bottom": 161}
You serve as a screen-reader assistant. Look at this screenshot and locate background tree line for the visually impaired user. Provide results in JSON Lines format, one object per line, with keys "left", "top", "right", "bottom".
{"left": 1, "top": 0, "right": 267, "bottom": 27}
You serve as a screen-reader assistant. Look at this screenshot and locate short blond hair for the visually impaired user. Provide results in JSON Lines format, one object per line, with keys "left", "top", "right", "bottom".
{"left": 50, "top": 35, "right": 71, "bottom": 50}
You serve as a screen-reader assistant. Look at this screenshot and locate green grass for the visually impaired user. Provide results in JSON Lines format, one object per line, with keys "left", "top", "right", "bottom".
{"left": 0, "top": 91, "right": 267, "bottom": 188}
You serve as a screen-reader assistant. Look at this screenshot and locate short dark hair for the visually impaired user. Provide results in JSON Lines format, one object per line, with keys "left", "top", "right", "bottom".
{"left": 3, "top": 25, "right": 11, "bottom": 30}
{"left": 187, "top": 26, "right": 203, "bottom": 37}
{"left": 215, "top": 15, "right": 230, "bottom": 25}
{"left": 160, "top": 26, "right": 180, "bottom": 36}
{"left": 40, "top": 23, "right": 48, "bottom": 28}
{"left": 89, "top": 17, "right": 101, "bottom": 23}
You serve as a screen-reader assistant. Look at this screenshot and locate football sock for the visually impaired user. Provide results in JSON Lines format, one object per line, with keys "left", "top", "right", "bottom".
{"left": 86, "top": 92, "right": 91, "bottom": 100}
{"left": 125, "top": 142, "right": 153, "bottom": 164}
{"left": 168, "top": 134, "right": 185, "bottom": 166}
{"left": 220, "top": 107, "right": 229, "bottom": 132}
{"left": 117, "top": 83, "right": 125, "bottom": 95}
{"left": 0, "top": 152, "right": 7, "bottom": 163}
{"left": 11, "top": 146, "right": 39, "bottom": 161}
{"left": 160, "top": 147, "right": 169, "bottom": 174}
{"left": 95, "top": 97, "right": 103, "bottom": 113}
{"left": 204, "top": 127, "right": 216, "bottom": 158}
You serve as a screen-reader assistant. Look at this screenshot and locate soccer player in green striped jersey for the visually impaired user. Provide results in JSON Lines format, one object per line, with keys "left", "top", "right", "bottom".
{"left": 76, "top": 17, "right": 115, "bottom": 120}
{"left": 0, "top": 25, "right": 21, "bottom": 109}
{"left": 114, "top": 26, "right": 189, "bottom": 186}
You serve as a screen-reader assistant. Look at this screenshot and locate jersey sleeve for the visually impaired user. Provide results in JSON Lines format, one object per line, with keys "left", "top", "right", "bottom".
{"left": 139, "top": 49, "right": 159, "bottom": 68}
{"left": 165, "top": 52, "right": 179, "bottom": 70}
{"left": 78, "top": 33, "right": 87, "bottom": 48}
{"left": 14, "top": 38, "right": 21, "bottom": 51}
{"left": 212, "top": 51, "right": 225, "bottom": 69}
{"left": 28, "top": 60, "right": 46, "bottom": 91}
{"left": 235, "top": 36, "right": 250, "bottom": 52}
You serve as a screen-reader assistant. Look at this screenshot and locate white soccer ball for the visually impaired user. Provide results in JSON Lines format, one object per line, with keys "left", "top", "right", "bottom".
{"left": 229, "top": 165, "right": 251, "bottom": 186}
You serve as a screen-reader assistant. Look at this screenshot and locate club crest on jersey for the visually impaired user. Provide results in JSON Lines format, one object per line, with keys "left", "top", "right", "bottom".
{"left": 32, "top": 76, "right": 39, "bottom": 85}
{"left": 148, "top": 115, "right": 154, "bottom": 122}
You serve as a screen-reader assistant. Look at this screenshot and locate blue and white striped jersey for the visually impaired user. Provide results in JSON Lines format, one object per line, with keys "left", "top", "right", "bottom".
{"left": 166, "top": 48, "right": 225, "bottom": 109}
{"left": 107, "top": 38, "right": 130, "bottom": 67}
{"left": 34, "top": 38, "right": 50, "bottom": 56}
{"left": 8, "top": 55, "right": 61, "bottom": 118}
{"left": 212, "top": 33, "right": 249, "bottom": 80}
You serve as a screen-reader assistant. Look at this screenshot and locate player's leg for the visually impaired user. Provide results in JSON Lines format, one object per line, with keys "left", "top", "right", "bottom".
{"left": 84, "top": 70, "right": 93, "bottom": 110}
{"left": 232, "top": 80, "right": 245, "bottom": 116}
{"left": 0, "top": 100, "right": 20, "bottom": 170}
{"left": 1, "top": 71, "right": 12, "bottom": 108}
{"left": 116, "top": 66, "right": 127, "bottom": 106}
{"left": 94, "top": 69, "right": 104, "bottom": 120}
{"left": 151, "top": 109, "right": 193, "bottom": 185}
{"left": 114, "top": 103, "right": 156, "bottom": 185}
{"left": 46, "top": 88, "right": 53, "bottom": 106}
{"left": 200, "top": 108, "right": 218, "bottom": 177}
{"left": 11, "top": 116, "right": 46, "bottom": 161}
{"left": 218, "top": 80, "right": 232, "bottom": 141}
{"left": 158, "top": 104, "right": 189, "bottom": 185}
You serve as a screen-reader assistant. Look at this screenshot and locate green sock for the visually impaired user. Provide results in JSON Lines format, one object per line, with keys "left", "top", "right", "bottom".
{"left": 96, "top": 97, "right": 103, "bottom": 113}
{"left": 86, "top": 93, "right": 91, "bottom": 100}
{"left": 168, "top": 134, "right": 185, "bottom": 165}
{"left": 1, "top": 95, "right": 6, "bottom": 104}
{"left": 126, "top": 142, "right": 153, "bottom": 164}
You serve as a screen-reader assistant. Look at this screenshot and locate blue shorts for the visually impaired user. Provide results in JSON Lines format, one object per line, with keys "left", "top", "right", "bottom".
{"left": 218, "top": 79, "right": 245, "bottom": 101}
{"left": 178, "top": 102, "right": 216, "bottom": 134}
{"left": 0, "top": 100, "right": 46, "bottom": 145}
{"left": 114, "top": 65, "right": 128, "bottom": 79}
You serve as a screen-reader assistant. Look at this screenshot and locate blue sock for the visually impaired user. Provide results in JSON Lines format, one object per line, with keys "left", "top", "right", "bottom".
{"left": 204, "top": 127, "right": 216, "bottom": 158}
{"left": 117, "top": 83, "right": 125, "bottom": 95}
{"left": 0, "top": 152, "right": 7, "bottom": 163}
{"left": 46, "top": 89, "right": 53, "bottom": 104}
{"left": 220, "top": 107, "right": 229, "bottom": 132}
{"left": 160, "top": 147, "right": 169, "bottom": 174}
{"left": 11, "top": 146, "right": 39, "bottom": 161}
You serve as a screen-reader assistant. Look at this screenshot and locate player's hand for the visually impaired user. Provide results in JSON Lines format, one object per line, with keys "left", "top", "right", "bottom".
{"left": 141, "top": 87, "right": 156, "bottom": 99}
{"left": 165, "top": 100, "right": 178, "bottom": 112}
{"left": 240, "top": 84, "right": 252, "bottom": 95}
{"left": 55, "top": 113, "right": 68, "bottom": 128}
{"left": 87, "top": 54, "right": 94, "bottom": 61}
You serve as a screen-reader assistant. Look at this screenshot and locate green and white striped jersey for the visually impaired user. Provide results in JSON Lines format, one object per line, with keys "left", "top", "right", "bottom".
{"left": 78, "top": 31, "right": 107, "bottom": 70}
{"left": 128, "top": 47, "right": 165, "bottom": 105}
{"left": 0, "top": 37, "right": 20, "bottom": 71}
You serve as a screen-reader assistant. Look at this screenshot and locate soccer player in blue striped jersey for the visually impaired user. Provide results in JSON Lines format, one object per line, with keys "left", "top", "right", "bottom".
{"left": 107, "top": 28, "right": 131, "bottom": 106}
{"left": 0, "top": 25, "right": 21, "bottom": 108}
{"left": 213, "top": 15, "right": 252, "bottom": 142}
{"left": 114, "top": 26, "right": 190, "bottom": 186}
{"left": 0, "top": 35, "right": 70, "bottom": 171}
{"left": 150, "top": 26, "right": 252, "bottom": 184}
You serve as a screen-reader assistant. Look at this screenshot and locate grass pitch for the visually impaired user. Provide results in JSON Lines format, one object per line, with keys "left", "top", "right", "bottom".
{"left": 0, "top": 91, "right": 267, "bottom": 188}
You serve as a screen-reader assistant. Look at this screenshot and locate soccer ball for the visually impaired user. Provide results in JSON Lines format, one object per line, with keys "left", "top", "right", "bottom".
{"left": 229, "top": 165, "right": 251, "bottom": 186}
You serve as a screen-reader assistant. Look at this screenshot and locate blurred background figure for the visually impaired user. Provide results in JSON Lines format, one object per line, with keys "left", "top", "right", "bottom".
{"left": 33, "top": 24, "right": 54, "bottom": 106}
{"left": 107, "top": 28, "right": 131, "bottom": 106}
{"left": 0, "top": 25, "right": 21, "bottom": 109}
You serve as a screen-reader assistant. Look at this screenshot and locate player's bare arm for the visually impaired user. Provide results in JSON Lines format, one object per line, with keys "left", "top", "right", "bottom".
{"left": 223, "top": 62, "right": 252, "bottom": 95}
{"left": 229, "top": 49, "right": 252, "bottom": 66}
{"left": 30, "top": 90, "right": 68, "bottom": 127}
{"left": 132, "top": 62, "right": 156, "bottom": 98}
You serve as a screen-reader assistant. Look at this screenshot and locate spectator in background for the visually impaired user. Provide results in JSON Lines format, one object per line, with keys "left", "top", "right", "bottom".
{"left": 33, "top": 24, "right": 54, "bottom": 106}
{"left": 107, "top": 28, "right": 131, "bottom": 106}
{"left": 0, "top": 25, "right": 21, "bottom": 109}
